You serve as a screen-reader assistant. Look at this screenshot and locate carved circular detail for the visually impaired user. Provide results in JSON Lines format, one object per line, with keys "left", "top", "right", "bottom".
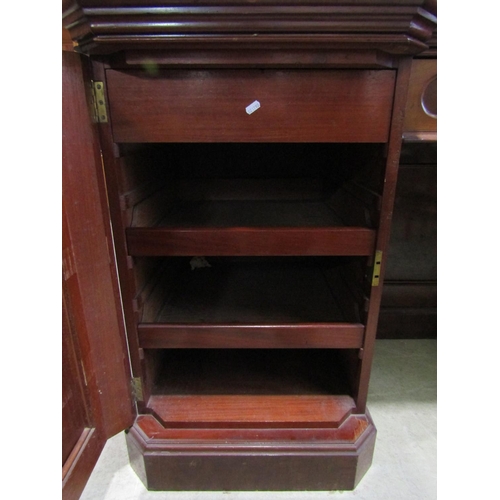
{"left": 421, "top": 76, "right": 437, "bottom": 118}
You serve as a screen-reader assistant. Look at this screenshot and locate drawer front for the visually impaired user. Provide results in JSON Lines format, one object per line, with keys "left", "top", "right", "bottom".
{"left": 106, "top": 70, "right": 395, "bottom": 143}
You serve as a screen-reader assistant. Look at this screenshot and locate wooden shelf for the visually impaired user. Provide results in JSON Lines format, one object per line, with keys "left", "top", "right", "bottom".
{"left": 137, "top": 258, "right": 366, "bottom": 349}
{"left": 147, "top": 394, "right": 355, "bottom": 429}
{"left": 126, "top": 199, "right": 376, "bottom": 256}
{"left": 139, "top": 323, "right": 364, "bottom": 349}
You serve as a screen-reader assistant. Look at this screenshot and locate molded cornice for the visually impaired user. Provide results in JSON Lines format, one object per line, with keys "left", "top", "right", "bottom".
{"left": 63, "top": 1, "right": 437, "bottom": 56}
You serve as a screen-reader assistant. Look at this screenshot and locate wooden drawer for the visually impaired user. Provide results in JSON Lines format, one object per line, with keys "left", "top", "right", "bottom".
{"left": 105, "top": 69, "right": 395, "bottom": 143}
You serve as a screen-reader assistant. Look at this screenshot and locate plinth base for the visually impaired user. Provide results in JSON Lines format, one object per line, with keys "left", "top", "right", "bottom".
{"left": 125, "top": 407, "right": 376, "bottom": 491}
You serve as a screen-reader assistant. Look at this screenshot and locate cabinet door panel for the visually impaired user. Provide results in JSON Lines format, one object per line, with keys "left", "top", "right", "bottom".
{"left": 62, "top": 290, "right": 90, "bottom": 466}
{"left": 63, "top": 50, "right": 135, "bottom": 499}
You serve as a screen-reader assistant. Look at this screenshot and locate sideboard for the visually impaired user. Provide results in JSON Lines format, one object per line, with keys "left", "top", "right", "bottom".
{"left": 62, "top": 1, "right": 437, "bottom": 497}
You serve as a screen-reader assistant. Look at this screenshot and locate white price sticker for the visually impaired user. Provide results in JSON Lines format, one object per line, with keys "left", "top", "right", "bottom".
{"left": 245, "top": 100, "right": 261, "bottom": 115}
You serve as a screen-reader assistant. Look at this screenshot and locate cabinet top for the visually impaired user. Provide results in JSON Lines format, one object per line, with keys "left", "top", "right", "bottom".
{"left": 63, "top": 0, "right": 436, "bottom": 60}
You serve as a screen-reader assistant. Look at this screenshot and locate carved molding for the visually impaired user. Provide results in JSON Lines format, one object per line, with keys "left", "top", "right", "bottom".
{"left": 63, "top": 1, "right": 437, "bottom": 56}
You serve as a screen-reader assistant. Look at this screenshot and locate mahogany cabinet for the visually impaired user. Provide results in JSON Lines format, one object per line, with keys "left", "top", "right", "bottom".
{"left": 62, "top": 1, "right": 437, "bottom": 497}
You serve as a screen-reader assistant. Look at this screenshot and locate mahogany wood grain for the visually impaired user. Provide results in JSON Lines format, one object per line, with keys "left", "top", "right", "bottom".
{"left": 62, "top": 28, "right": 74, "bottom": 52}
{"left": 63, "top": 209, "right": 107, "bottom": 500}
{"left": 64, "top": 1, "right": 437, "bottom": 58}
{"left": 138, "top": 323, "right": 364, "bottom": 349}
{"left": 63, "top": 51, "right": 134, "bottom": 435}
{"left": 354, "top": 57, "right": 414, "bottom": 412}
{"left": 147, "top": 394, "right": 355, "bottom": 428}
{"left": 403, "top": 58, "right": 437, "bottom": 133}
{"left": 135, "top": 413, "right": 369, "bottom": 442}
{"left": 62, "top": 289, "right": 90, "bottom": 466}
{"left": 62, "top": 0, "right": 438, "bottom": 492}
{"left": 127, "top": 227, "right": 376, "bottom": 257}
{"left": 73, "top": 34, "right": 430, "bottom": 59}
{"left": 126, "top": 412, "right": 376, "bottom": 490}
{"left": 105, "top": 69, "right": 395, "bottom": 143}
{"left": 90, "top": 58, "right": 149, "bottom": 405}
{"left": 124, "top": 49, "right": 395, "bottom": 69}
{"left": 62, "top": 428, "right": 104, "bottom": 500}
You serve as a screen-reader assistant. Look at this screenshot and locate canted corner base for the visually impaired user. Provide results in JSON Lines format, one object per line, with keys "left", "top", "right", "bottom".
{"left": 125, "top": 410, "right": 376, "bottom": 491}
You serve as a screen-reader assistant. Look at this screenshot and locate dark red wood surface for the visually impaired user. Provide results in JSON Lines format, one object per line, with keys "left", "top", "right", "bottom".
{"left": 90, "top": 59, "right": 147, "bottom": 403}
{"left": 63, "top": 0, "right": 436, "bottom": 57}
{"left": 106, "top": 69, "right": 395, "bottom": 143}
{"left": 354, "top": 57, "right": 414, "bottom": 412}
{"left": 63, "top": 51, "right": 134, "bottom": 437}
{"left": 62, "top": 288, "right": 90, "bottom": 466}
{"left": 127, "top": 227, "right": 376, "bottom": 257}
{"left": 138, "top": 323, "right": 364, "bottom": 349}
{"left": 126, "top": 412, "right": 376, "bottom": 490}
{"left": 63, "top": 205, "right": 107, "bottom": 500}
{"left": 134, "top": 413, "right": 369, "bottom": 442}
{"left": 61, "top": 0, "right": 438, "bottom": 493}
{"left": 147, "top": 394, "right": 355, "bottom": 428}
{"left": 63, "top": 51, "right": 135, "bottom": 499}
{"left": 403, "top": 59, "right": 437, "bottom": 134}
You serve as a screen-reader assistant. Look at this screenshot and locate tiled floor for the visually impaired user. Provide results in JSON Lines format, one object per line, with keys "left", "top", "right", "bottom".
{"left": 80, "top": 339, "right": 437, "bottom": 500}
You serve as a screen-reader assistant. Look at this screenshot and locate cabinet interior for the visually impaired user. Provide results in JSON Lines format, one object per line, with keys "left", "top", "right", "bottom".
{"left": 119, "top": 143, "right": 385, "bottom": 230}
{"left": 115, "top": 142, "right": 386, "bottom": 417}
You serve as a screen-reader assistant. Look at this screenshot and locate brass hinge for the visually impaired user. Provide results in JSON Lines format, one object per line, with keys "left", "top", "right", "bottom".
{"left": 90, "top": 81, "right": 108, "bottom": 123}
{"left": 371, "top": 250, "right": 383, "bottom": 286}
{"left": 131, "top": 377, "right": 144, "bottom": 402}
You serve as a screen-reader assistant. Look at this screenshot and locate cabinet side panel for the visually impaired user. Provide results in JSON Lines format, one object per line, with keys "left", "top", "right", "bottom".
{"left": 355, "top": 57, "right": 414, "bottom": 411}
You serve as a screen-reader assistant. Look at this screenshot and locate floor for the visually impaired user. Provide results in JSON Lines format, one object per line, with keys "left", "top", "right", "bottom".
{"left": 80, "top": 339, "right": 437, "bottom": 500}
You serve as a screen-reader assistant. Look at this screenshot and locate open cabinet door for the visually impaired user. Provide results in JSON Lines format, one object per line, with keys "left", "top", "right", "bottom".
{"left": 62, "top": 49, "right": 135, "bottom": 500}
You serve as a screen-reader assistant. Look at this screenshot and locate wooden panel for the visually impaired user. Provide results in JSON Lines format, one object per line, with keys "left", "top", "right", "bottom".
{"left": 378, "top": 141, "right": 436, "bottom": 339}
{"left": 63, "top": 51, "right": 134, "bottom": 438}
{"left": 134, "top": 413, "right": 369, "bottom": 442}
{"left": 62, "top": 28, "right": 74, "bottom": 52}
{"left": 378, "top": 281, "right": 436, "bottom": 339}
{"left": 126, "top": 413, "right": 376, "bottom": 490}
{"left": 384, "top": 164, "right": 436, "bottom": 281}
{"left": 403, "top": 59, "right": 437, "bottom": 134}
{"left": 127, "top": 227, "right": 376, "bottom": 256}
{"left": 381, "top": 281, "right": 436, "bottom": 308}
{"left": 148, "top": 395, "right": 355, "bottom": 428}
{"left": 106, "top": 69, "right": 395, "bottom": 143}
{"left": 62, "top": 291, "right": 89, "bottom": 466}
{"left": 63, "top": 0, "right": 436, "bottom": 58}
{"left": 138, "top": 323, "right": 364, "bottom": 349}
{"left": 353, "top": 57, "right": 413, "bottom": 413}
{"left": 63, "top": 206, "right": 107, "bottom": 500}
{"left": 377, "top": 307, "right": 436, "bottom": 339}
